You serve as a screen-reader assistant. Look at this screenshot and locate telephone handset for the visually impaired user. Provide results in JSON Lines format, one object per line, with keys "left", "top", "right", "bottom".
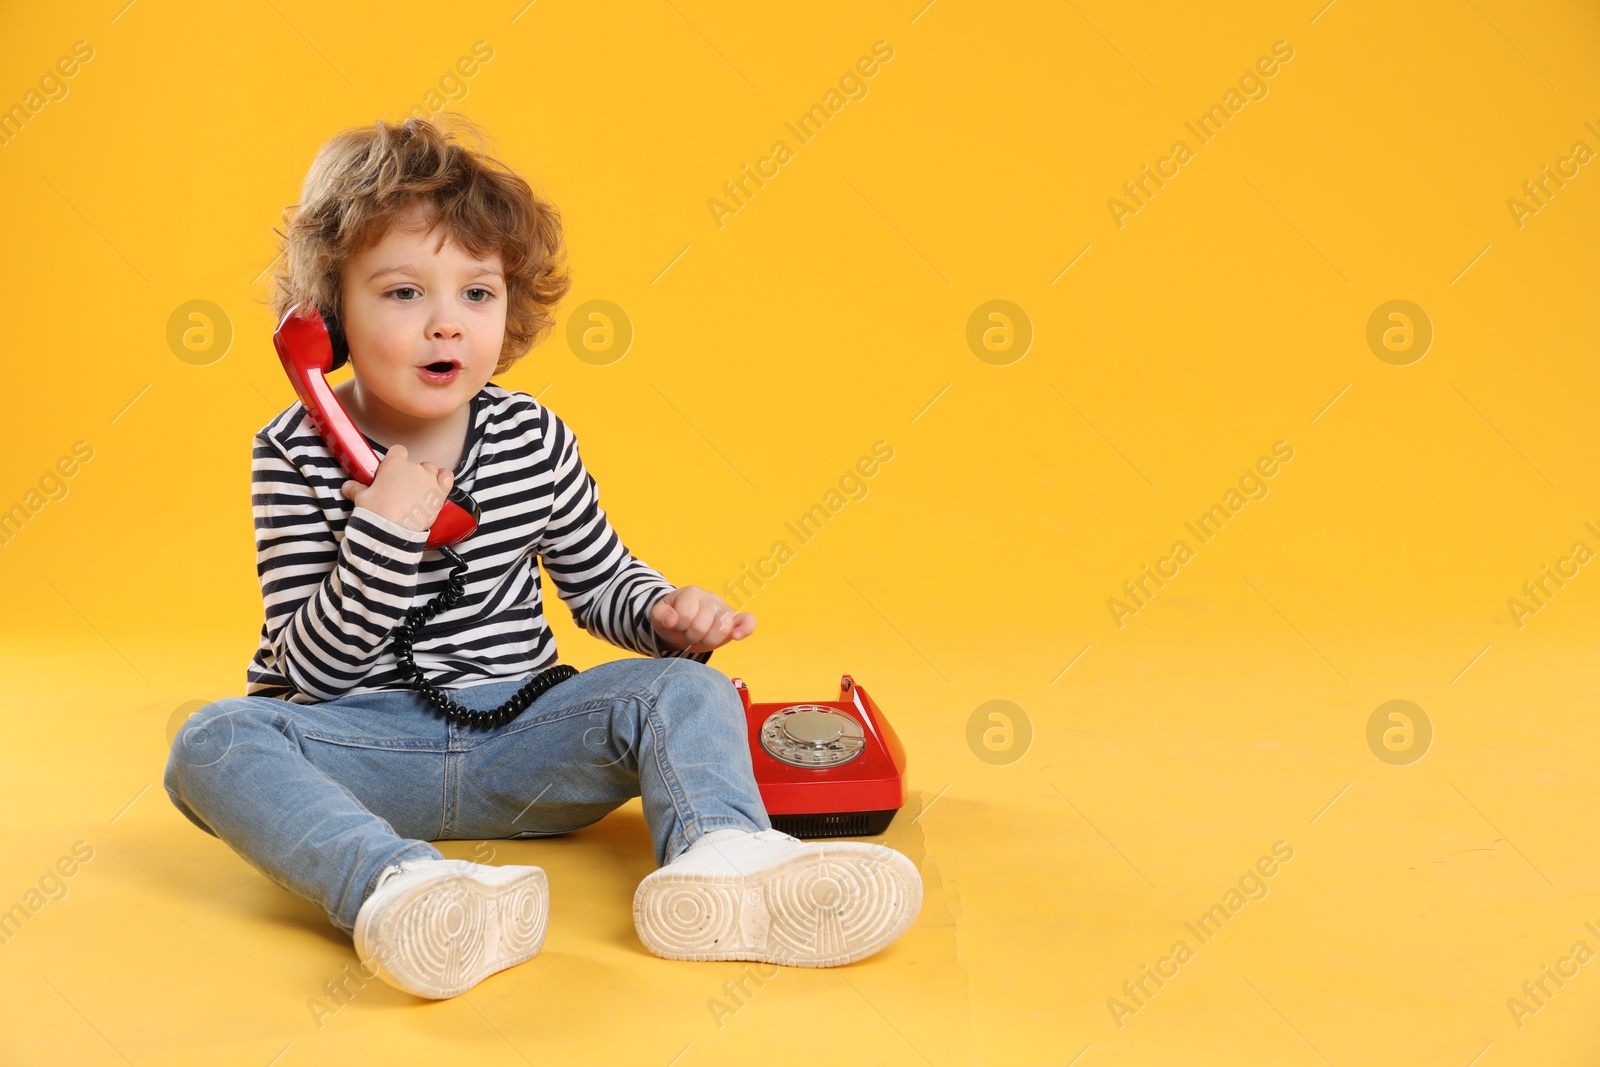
{"left": 271, "top": 302, "right": 480, "bottom": 550}
{"left": 270, "top": 302, "right": 583, "bottom": 729}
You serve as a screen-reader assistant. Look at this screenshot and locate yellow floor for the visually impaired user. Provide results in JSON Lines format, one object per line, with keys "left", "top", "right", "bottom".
{"left": 5, "top": 623, "right": 1600, "bottom": 1065}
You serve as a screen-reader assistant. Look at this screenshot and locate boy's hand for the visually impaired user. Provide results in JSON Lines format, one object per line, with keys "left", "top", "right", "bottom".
{"left": 650, "top": 586, "right": 755, "bottom": 655}
{"left": 340, "top": 444, "right": 454, "bottom": 534}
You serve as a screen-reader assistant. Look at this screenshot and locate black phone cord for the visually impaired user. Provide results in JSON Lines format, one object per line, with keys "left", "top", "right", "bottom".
{"left": 394, "top": 547, "right": 577, "bottom": 730}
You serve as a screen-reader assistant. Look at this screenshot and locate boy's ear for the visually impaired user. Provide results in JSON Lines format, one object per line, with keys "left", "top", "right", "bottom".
{"left": 320, "top": 307, "right": 350, "bottom": 370}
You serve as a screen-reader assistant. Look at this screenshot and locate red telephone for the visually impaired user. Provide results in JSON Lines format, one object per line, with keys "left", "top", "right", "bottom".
{"left": 733, "top": 675, "right": 908, "bottom": 838}
{"left": 272, "top": 302, "right": 480, "bottom": 550}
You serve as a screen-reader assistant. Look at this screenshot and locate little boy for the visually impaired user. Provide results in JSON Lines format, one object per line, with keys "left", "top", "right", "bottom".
{"left": 163, "top": 116, "right": 922, "bottom": 999}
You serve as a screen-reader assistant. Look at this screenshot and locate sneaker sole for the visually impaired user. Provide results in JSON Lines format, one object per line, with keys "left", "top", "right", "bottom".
{"left": 632, "top": 843, "right": 922, "bottom": 967}
{"left": 353, "top": 864, "right": 549, "bottom": 999}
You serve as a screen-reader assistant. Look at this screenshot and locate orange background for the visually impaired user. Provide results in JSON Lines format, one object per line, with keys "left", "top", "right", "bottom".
{"left": 2, "top": 1, "right": 1599, "bottom": 1064}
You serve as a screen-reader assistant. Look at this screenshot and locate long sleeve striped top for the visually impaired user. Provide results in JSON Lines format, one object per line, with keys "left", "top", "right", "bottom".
{"left": 246, "top": 383, "right": 707, "bottom": 704}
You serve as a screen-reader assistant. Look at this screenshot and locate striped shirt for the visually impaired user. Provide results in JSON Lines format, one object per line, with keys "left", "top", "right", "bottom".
{"left": 247, "top": 383, "right": 707, "bottom": 704}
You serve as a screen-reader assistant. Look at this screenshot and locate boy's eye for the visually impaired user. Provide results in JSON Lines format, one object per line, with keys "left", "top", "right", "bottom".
{"left": 386, "top": 285, "right": 495, "bottom": 302}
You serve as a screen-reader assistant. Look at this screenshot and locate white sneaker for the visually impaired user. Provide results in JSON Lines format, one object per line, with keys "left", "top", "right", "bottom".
{"left": 352, "top": 858, "right": 549, "bottom": 999}
{"left": 632, "top": 827, "right": 923, "bottom": 967}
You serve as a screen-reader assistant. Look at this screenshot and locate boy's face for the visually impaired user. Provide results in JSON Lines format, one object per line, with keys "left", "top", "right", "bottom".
{"left": 339, "top": 207, "right": 506, "bottom": 422}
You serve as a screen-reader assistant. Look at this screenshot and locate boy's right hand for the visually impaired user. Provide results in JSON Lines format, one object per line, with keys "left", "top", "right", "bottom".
{"left": 340, "top": 444, "right": 454, "bottom": 535}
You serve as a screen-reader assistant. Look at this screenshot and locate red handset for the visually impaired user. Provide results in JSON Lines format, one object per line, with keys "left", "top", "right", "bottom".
{"left": 272, "top": 302, "right": 481, "bottom": 550}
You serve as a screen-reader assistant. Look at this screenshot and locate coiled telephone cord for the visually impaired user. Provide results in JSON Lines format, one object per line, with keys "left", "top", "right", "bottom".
{"left": 393, "top": 547, "right": 578, "bottom": 730}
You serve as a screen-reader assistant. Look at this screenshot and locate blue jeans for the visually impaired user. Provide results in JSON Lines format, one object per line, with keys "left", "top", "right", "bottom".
{"left": 163, "top": 657, "right": 771, "bottom": 937}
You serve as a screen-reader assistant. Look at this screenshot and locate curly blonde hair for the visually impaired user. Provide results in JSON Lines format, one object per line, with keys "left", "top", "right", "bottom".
{"left": 267, "top": 113, "right": 570, "bottom": 373}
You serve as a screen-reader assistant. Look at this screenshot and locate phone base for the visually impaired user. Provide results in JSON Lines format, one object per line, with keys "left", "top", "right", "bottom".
{"left": 768, "top": 808, "right": 898, "bottom": 839}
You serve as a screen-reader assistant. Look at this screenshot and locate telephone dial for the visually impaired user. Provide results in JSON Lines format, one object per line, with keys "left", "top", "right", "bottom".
{"left": 272, "top": 302, "right": 908, "bottom": 837}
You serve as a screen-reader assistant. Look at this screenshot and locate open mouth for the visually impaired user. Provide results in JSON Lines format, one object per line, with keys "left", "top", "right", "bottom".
{"left": 419, "top": 359, "right": 462, "bottom": 383}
